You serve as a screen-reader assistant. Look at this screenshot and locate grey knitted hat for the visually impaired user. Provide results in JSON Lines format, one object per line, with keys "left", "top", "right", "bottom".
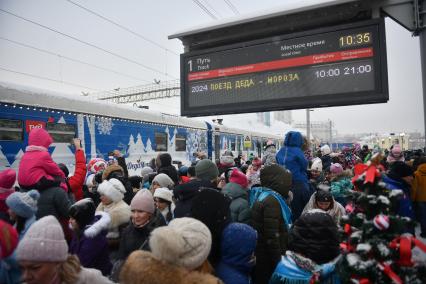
{"left": 6, "top": 190, "right": 39, "bottom": 218}
{"left": 195, "top": 159, "right": 219, "bottom": 181}
{"left": 16, "top": 215, "right": 68, "bottom": 262}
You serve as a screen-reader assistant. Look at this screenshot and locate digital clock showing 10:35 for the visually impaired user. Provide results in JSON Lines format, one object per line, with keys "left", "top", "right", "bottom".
{"left": 339, "top": 32, "right": 371, "bottom": 48}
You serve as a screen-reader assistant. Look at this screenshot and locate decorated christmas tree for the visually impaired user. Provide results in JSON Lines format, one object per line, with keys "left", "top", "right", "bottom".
{"left": 339, "top": 155, "right": 426, "bottom": 283}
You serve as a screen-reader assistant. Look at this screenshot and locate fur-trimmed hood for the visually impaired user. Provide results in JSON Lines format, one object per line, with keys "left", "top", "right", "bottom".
{"left": 120, "top": 250, "right": 222, "bottom": 284}
{"left": 301, "top": 192, "right": 345, "bottom": 223}
{"left": 96, "top": 200, "right": 130, "bottom": 237}
{"left": 76, "top": 267, "right": 113, "bottom": 284}
{"left": 84, "top": 211, "right": 111, "bottom": 238}
{"left": 333, "top": 169, "right": 353, "bottom": 180}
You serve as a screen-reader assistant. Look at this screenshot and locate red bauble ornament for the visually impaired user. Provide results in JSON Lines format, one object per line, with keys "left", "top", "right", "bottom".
{"left": 373, "top": 214, "right": 390, "bottom": 230}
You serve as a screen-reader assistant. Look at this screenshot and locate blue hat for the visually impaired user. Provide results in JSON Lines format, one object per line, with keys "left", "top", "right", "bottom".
{"left": 178, "top": 166, "right": 188, "bottom": 176}
{"left": 6, "top": 190, "right": 39, "bottom": 218}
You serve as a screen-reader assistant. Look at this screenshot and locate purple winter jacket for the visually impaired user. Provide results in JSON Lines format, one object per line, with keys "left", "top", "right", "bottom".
{"left": 70, "top": 212, "right": 112, "bottom": 276}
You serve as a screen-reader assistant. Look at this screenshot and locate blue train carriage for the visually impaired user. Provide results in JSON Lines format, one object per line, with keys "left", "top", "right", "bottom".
{"left": 211, "top": 124, "right": 283, "bottom": 162}
{"left": 0, "top": 84, "right": 209, "bottom": 176}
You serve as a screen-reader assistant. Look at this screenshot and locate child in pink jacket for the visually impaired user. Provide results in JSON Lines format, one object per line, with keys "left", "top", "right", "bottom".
{"left": 18, "top": 128, "right": 66, "bottom": 191}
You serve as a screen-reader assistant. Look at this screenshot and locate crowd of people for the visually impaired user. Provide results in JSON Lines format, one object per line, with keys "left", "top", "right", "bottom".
{"left": 0, "top": 127, "right": 425, "bottom": 283}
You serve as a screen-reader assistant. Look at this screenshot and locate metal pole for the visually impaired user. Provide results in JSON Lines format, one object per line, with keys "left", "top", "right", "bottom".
{"left": 306, "top": 109, "right": 310, "bottom": 143}
{"left": 421, "top": 27, "right": 426, "bottom": 151}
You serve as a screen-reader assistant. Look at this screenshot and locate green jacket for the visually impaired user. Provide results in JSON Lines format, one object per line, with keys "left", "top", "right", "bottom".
{"left": 221, "top": 182, "right": 251, "bottom": 224}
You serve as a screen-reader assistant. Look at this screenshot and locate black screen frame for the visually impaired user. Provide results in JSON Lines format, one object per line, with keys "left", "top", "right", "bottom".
{"left": 180, "top": 18, "right": 388, "bottom": 117}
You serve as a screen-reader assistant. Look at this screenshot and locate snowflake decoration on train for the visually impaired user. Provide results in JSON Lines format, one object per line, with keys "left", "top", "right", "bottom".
{"left": 96, "top": 117, "right": 114, "bottom": 135}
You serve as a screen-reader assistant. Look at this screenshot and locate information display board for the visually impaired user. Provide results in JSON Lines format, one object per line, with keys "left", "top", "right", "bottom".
{"left": 180, "top": 19, "right": 388, "bottom": 116}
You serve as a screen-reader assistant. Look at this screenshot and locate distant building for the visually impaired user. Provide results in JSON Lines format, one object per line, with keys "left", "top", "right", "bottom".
{"left": 369, "top": 133, "right": 423, "bottom": 150}
{"left": 292, "top": 120, "right": 333, "bottom": 143}
{"left": 408, "top": 132, "right": 426, "bottom": 150}
{"left": 257, "top": 112, "right": 271, "bottom": 127}
{"left": 274, "top": 111, "right": 292, "bottom": 124}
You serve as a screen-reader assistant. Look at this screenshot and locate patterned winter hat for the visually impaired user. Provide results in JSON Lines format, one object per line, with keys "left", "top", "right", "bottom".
{"left": 87, "top": 158, "right": 107, "bottom": 174}
{"left": 220, "top": 155, "right": 235, "bottom": 167}
{"left": 16, "top": 215, "right": 68, "bottom": 262}
{"left": 6, "top": 190, "right": 40, "bottom": 218}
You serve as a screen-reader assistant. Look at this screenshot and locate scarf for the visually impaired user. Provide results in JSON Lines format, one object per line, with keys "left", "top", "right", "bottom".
{"left": 249, "top": 187, "right": 292, "bottom": 229}
{"left": 270, "top": 251, "right": 341, "bottom": 284}
{"left": 25, "top": 145, "right": 48, "bottom": 152}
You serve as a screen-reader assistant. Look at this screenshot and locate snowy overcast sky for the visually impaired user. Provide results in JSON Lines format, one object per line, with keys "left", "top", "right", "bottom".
{"left": 0, "top": 0, "right": 424, "bottom": 135}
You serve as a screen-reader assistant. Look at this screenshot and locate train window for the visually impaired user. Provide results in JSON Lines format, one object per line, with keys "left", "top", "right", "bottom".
{"left": 251, "top": 138, "right": 256, "bottom": 151}
{"left": 262, "top": 139, "right": 268, "bottom": 148}
{"left": 199, "top": 135, "right": 207, "bottom": 151}
{"left": 46, "top": 123, "right": 76, "bottom": 143}
{"left": 237, "top": 136, "right": 242, "bottom": 152}
{"left": 0, "top": 119, "right": 23, "bottom": 141}
{"left": 230, "top": 139, "right": 236, "bottom": 151}
{"left": 155, "top": 132, "right": 168, "bottom": 151}
{"left": 175, "top": 134, "right": 186, "bottom": 151}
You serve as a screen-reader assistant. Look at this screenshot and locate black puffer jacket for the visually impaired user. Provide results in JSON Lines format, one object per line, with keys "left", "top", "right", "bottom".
{"left": 36, "top": 186, "right": 73, "bottom": 242}
{"left": 173, "top": 179, "right": 213, "bottom": 218}
{"left": 251, "top": 164, "right": 292, "bottom": 284}
{"left": 36, "top": 186, "right": 71, "bottom": 220}
{"left": 116, "top": 210, "right": 166, "bottom": 260}
{"left": 157, "top": 153, "right": 179, "bottom": 185}
{"left": 288, "top": 210, "right": 339, "bottom": 264}
{"left": 191, "top": 188, "right": 231, "bottom": 268}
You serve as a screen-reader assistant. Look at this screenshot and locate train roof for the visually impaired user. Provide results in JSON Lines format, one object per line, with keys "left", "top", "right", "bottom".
{"left": 0, "top": 83, "right": 284, "bottom": 140}
{"left": 0, "top": 83, "right": 206, "bottom": 130}
{"left": 212, "top": 124, "right": 282, "bottom": 140}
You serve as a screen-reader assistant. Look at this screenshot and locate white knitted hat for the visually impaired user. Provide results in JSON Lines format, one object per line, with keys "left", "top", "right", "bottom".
{"left": 97, "top": 178, "right": 126, "bottom": 202}
{"left": 321, "top": 145, "right": 331, "bottom": 155}
{"left": 152, "top": 173, "right": 174, "bottom": 188}
{"left": 149, "top": 217, "right": 212, "bottom": 270}
{"left": 311, "top": 158, "right": 323, "bottom": 172}
{"left": 153, "top": 187, "right": 173, "bottom": 203}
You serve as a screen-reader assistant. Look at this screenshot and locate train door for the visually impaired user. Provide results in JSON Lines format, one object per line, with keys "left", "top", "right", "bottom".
{"left": 257, "top": 140, "right": 262, "bottom": 157}
{"left": 205, "top": 122, "right": 213, "bottom": 160}
{"left": 214, "top": 134, "right": 220, "bottom": 161}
